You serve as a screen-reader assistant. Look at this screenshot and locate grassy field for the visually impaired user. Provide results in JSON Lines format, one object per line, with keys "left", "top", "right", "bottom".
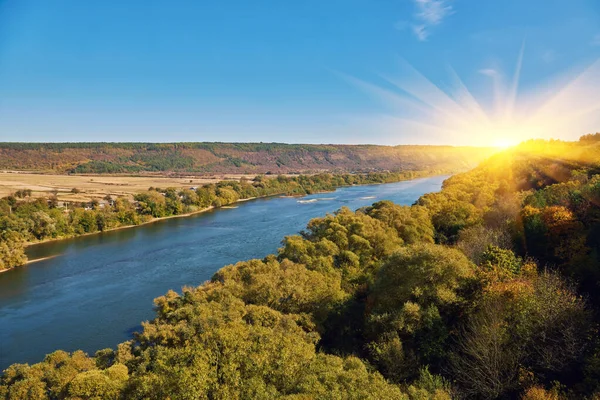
{"left": 0, "top": 171, "right": 256, "bottom": 202}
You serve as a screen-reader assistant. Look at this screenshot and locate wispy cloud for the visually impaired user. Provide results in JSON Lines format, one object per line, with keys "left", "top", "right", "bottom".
{"left": 414, "top": 0, "right": 452, "bottom": 25}
{"left": 412, "top": 25, "right": 428, "bottom": 41}
{"left": 478, "top": 68, "right": 498, "bottom": 77}
{"left": 406, "top": 0, "right": 454, "bottom": 41}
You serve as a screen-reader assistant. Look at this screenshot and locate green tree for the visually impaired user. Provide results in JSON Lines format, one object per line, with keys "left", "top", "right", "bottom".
{"left": 0, "top": 231, "right": 27, "bottom": 270}
{"left": 366, "top": 244, "right": 474, "bottom": 381}
{"left": 134, "top": 191, "right": 167, "bottom": 218}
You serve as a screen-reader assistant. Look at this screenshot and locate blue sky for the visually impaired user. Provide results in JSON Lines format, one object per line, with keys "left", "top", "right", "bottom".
{"left": 0, "top": 0, "right": 599, "bottom": 145}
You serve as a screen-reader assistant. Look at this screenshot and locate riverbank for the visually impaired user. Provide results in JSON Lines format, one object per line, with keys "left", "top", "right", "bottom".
{"left": 25, "top": 255, "right": 60, "bottom": 265}
{"left": 4, "top": 171, "right": 447, "bottom": 270}
{"left": 22, "top": 176, "right": 430, "bottom": 250}
{"left": 22, "top": 189, "right": 328, "bottom": 253}
{"left": 24, "top": 196, "right": 264, "bottom": 250}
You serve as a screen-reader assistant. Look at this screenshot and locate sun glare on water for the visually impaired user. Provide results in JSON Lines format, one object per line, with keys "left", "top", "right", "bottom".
{"left": 348, "top": 46, "right": 600, "bottom": 147}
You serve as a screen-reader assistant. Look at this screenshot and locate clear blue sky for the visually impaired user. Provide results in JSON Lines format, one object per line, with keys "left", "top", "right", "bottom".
{"left": 0, "top": 0, "right": 599, "bottom": 144}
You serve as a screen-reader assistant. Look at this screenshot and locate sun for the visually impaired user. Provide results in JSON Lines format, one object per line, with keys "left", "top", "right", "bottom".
{"left": 491, "top": 137, "right": 519, "bottom": 149}
{"left": 485, "top": 125, "right": 528, "bottom": 149}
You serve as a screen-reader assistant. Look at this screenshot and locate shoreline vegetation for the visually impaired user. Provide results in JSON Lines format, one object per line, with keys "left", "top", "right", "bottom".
{"left": 1, "top": 170, "right": 440, "bottom": 272}
{"left": 4, "top": 137, "right": 600, "bottom": 398}
{"left": 22, "top": 196, "right": 257, "bottom": 251}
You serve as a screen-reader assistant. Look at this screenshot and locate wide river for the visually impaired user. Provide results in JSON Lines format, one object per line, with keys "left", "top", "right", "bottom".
{"left": 0, "top": 175, "right": 446, "bottom": 370}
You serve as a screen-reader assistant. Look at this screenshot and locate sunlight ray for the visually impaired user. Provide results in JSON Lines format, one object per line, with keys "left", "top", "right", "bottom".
{"left": 446, "top": 66, "right": 490, "bottom": 125}
{"left": 349, "top": 52, "right": 600, "bottom": 146}
{"left": 506, "top": 40, "right": 526, "bottom": 120}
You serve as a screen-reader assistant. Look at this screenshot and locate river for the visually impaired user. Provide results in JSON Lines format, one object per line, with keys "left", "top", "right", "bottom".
{"left": 0, "top": 175, "right": 446, "bottom": 370}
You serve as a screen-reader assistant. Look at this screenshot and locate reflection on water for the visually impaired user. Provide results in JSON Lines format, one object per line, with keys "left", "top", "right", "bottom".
{"left": 0, "top": 176, "right": 447, "bottom": 369}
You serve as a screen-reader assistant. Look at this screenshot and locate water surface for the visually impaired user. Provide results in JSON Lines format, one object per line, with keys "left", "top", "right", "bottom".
{"left": 0, "top": 176, "right": 446, "bottom": 369}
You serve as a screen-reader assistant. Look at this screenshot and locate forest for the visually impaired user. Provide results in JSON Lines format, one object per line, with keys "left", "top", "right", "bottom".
{"left": 3, "top": 136, "right": 600, "bottom": 399}
{"left": 0, "top": 171, "right": 428, "bottom": 271}
{"left": 0, "top": 142, "right": 494, "bottom": 174}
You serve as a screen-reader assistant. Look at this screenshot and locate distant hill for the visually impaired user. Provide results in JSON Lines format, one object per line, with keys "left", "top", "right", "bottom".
{"left": 0, "top": 142, "right": 496, "bottom": 175}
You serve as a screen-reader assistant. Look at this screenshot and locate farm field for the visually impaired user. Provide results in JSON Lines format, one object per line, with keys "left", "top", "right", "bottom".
{"left": 0, "top": 171, "right": 255, "bottom": 202}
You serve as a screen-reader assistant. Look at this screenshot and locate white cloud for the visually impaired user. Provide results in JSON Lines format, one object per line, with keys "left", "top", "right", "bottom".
{"left": 478, "top": 68, "right": 498, "bottom": 77}
{"left": 412, "top": 25, "right": 428, "bottom": 41}
{"left": 592, "top": 33, "right": 600, "bottom": 47}
{"left": 414, "top": 0, "right": 452, "bottom": 25}
{"left": 405, "top": 0, "right": 454, "bottom": 41}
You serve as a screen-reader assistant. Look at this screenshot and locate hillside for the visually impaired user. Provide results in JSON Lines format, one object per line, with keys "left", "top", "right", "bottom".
{"left": 0, "top": 143, "right": 496, "bottom": 174}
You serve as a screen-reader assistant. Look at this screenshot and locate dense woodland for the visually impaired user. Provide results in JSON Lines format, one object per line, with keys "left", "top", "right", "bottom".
{"left": 0, "top": 171, "right": 429, "bottom": 271}
{"left": 0, "top": 142, "right": 494, "bottom": 174}
{"left": 4, "top": 136, "right": 600, "bottom": 399}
